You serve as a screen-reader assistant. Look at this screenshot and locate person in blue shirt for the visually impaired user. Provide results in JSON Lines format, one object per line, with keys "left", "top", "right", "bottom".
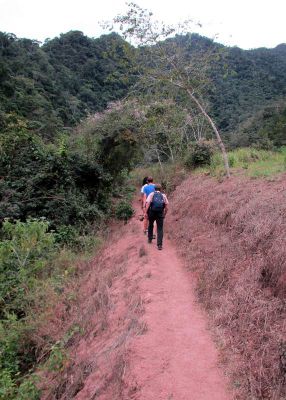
{"left": 140, "top": 176, "right": 148, "bottom": 211}
{"left": 143, "top": 177, "right": 155, "bottom": 198}
{"left": 142, "top": 177, "right": 155, "bottom": 234}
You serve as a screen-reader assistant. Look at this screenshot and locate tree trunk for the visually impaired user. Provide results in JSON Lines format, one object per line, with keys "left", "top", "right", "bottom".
{"left": 155, "top": 148, "right": 164, "bottom": 172}
{"left": 186, "top": 89, "right": 231, "bottom": 178}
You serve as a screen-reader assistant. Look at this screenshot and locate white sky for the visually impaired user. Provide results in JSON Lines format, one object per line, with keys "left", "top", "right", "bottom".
{"left": 0, "top": 0, "right": 285, "bottom": 49}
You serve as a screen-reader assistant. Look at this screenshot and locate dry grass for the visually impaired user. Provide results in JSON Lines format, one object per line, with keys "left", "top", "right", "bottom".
{"left": 39, "top": 220, "right": 148, "bottom": 400}
{"left": 168, "top": 174, "right": 286, "bottom": 399}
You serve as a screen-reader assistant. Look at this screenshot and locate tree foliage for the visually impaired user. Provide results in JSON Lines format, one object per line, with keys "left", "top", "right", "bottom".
{"left": 0, "top": 31, "right": 136, "bottom": 138}
{"left": 0, "top": 109, "right": 141, "bottom": 227}
{"left": 109, "top": 3, "right": 232, "bottom": 175}
{"left": 0, "top": 28, "right": 286, "bottom": 146}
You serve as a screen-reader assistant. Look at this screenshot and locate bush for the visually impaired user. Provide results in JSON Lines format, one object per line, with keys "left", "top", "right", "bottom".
{"left": 16, "top": 377, "right": 40, "bottom": 400}
{"left": 0, "top": 369, "right": 40, "bottom": 400}
{"left": 54, "top": 225, "right": 78, "bottom": 246}
{"left": 0, "top": 219, "right": 55, "bottom": 313}
{"left": 0, "top": 219, "right": 56, "bottom": 399}
{"left": 228, "top": 153, "right": 236, "bottom": 167}
{"left": 184, "top": 142, "right": 213, "bottom": 169}
{"left": 114, "top": 201, "right": 134, "bottom": 222}
{"left": 0, "top": 129, "right": 111, "bottom": 227}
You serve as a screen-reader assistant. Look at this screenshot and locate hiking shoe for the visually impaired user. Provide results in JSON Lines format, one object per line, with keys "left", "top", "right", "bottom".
{"left": 157, "top": 245, "right": 162, "bottom": 250}
{"left": 148, "top": 239, "right": 152, "bottom": 244}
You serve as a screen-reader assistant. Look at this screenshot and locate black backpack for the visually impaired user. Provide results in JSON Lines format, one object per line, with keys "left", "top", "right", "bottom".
{"left": 150, "top": 192, "right": 165, "bottom": 212}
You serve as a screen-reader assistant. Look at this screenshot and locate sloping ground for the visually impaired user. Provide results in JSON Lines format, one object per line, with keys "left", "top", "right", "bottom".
{"left": 167, "top": 173, "right": 286, "bottom": 399}
{"left": 41, "top": 201, "right": 233, "bottom": 399}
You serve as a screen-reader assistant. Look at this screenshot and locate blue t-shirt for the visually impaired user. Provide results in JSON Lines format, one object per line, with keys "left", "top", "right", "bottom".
{"left": 143, "top": 183, "right": 155, "bottom": 197}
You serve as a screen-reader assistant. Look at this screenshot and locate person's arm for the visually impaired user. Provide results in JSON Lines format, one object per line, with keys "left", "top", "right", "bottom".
{"left": 143, "top": 193, "right": 147, "bottom": 212}
{"left": 140, "top": 185, "right": 145, "bottom": 206}
{"left": 145, "top": 192, "right": 153, "bottom": 214}
{"left": 141, "top": 192, "right": 146, "bottom": 209}
{"left": 163, "top": 194, "right": 169, "bottom": 216}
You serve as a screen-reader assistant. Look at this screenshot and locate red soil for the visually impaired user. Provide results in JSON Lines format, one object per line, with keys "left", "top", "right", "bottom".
{"left": 70, "top": 201, "right": 232, "bottom": 400}
{"left": 167, "top": 173, "right": 286, "bottom": 399}
{"left": 122, "top": 211, "right": 232, "bottom": 399}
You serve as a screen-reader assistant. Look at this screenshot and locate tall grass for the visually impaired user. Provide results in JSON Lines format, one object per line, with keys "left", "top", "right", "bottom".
{"left": 208, "top": 147, "right": 286, "bottom": 178}
{"left": 133, "top": 147, "right": 286, "bottom": 188}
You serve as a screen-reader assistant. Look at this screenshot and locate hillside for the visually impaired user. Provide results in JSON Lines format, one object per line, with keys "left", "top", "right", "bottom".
{"left": 1, "top": 30, "right": 286, "bottom": 145}
{"left": 39, "top": 194, "right": 233, "bottom": 400}
{"left": 0, "top": 31, "right": 135, "bottom": 138}
{"left": 167, "top": 173, "right": 286, "bottom": 399}
{"left": 24, "top": 171, "right": 285, "bottom": 400}
{"left": 209, "top": 41, "right": 286, "bottom": 133}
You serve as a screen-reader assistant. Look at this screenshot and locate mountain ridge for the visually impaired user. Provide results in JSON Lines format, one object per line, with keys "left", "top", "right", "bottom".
{"left": 0, "top": 30, "right": 285, "bottom": 144}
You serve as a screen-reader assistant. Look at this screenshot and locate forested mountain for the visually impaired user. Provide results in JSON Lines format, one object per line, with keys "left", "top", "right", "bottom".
{"left": 0, "top": 31, "right": 135, "bottom": 139}
{"left": 209, "top": 41, "right": 286, "bottom": 134}
{"left": 164, "top": 34, "right": 286, "bottom": 143}
{"left": 0, "top": 29, "right": 285, "bottom": 144}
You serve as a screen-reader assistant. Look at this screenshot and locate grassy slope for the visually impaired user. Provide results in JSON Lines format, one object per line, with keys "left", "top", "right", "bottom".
{"left": 166, "top": 154, "right": 286, "bottom": 399}
{"left": 200, "top": 147, "right": 286, "bottom": 178}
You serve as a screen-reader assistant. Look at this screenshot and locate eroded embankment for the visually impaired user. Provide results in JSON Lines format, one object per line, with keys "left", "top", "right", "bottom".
{"left": 167, "top": 173, "right": 286, "bottom": 399}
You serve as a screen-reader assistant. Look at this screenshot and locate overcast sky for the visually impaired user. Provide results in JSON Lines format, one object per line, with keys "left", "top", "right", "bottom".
{"left": 0, "top": 0, "right": 285, "bottom": 49}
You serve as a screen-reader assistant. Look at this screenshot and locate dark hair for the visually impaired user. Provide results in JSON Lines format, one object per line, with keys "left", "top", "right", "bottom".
{"left": 142, "top": 176, "right": 148, "bottom": 185}
{"left": 155, "top": 183, "right": 162, "bottom": 191}
{"left": 147, "top": 176, "right": 153, "bottom": 183}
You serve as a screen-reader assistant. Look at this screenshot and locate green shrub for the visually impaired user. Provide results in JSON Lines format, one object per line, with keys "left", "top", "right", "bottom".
{"left": 0, "top": 219, "right": 55, "bottom": 313}
{"left": 16, "top": 377, "right": 40, "bottom": 400}
{"left": 228, "top": 153, "right": 236, "bottom": 167}
{"left": 0, "top": 129, "right": 111, "bottom": 227}
{"left": 47, "top": 342, "right": 67, "bottom": 373}
{"left": 114, "top": 201, "right": 134, "bottom": 222}
{"left": 0, "top": 370, "right": 40, "bottom": 400}
{"left": 0, "top": 368, "right": 15, "bottom": 400}
{"left": 0, "top": 219, "right": 56, "bottom": 399}
{"left": 0, "top": 314, "right": 22, "bottom": 376}
{"left": 184, "top": 142, "right": 213, "bottom": 169}
{"left": 54, "top": 225, "right": 78, "bottom": 246}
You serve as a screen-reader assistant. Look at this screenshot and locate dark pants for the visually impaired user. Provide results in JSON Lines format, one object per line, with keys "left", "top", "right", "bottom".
{"left": 148, "top": 210, "right": 164, "bottom": 246}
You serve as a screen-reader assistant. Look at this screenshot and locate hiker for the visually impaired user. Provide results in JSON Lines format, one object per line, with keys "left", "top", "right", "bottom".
{"left": 140, "top": 176, "right": 148, "bottom": 211}
{"left": 142, "top": 177, "right": 156, "bottom": 234}
{"left": 145, "top": 184, "right": 169, "bottom": 250}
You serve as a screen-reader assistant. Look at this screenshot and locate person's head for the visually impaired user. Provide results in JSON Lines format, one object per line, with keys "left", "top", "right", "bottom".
{"left": 147, "top": 176, "right": 153, "bottom": 183}
{"left": 142, "top": 176, "right": 148, "bottom": 185}
{"left": 155, "top": 183, "right": 162, "bottom": 191}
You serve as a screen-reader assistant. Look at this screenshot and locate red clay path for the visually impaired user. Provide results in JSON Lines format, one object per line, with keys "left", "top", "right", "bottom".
{"left": 121, "top": 201, "right": 232, "bottom": 400}
{"left": 68, "top": 199, "right": 233, "bottom": 400}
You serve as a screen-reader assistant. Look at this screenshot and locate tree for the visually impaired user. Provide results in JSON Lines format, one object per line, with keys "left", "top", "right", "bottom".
{"left": 138, "top": 99, "right": 190, "bottom": 165}
{"left": 107, "top": 2, "right": 231, "bottom": 177}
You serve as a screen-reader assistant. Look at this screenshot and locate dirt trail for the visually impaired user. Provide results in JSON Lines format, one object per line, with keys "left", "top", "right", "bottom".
{"left": 69, "top": 199, "right": 232, "bottom": 400}
{"left": 120, "top": 201, "right": 232, "bottom": 400}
